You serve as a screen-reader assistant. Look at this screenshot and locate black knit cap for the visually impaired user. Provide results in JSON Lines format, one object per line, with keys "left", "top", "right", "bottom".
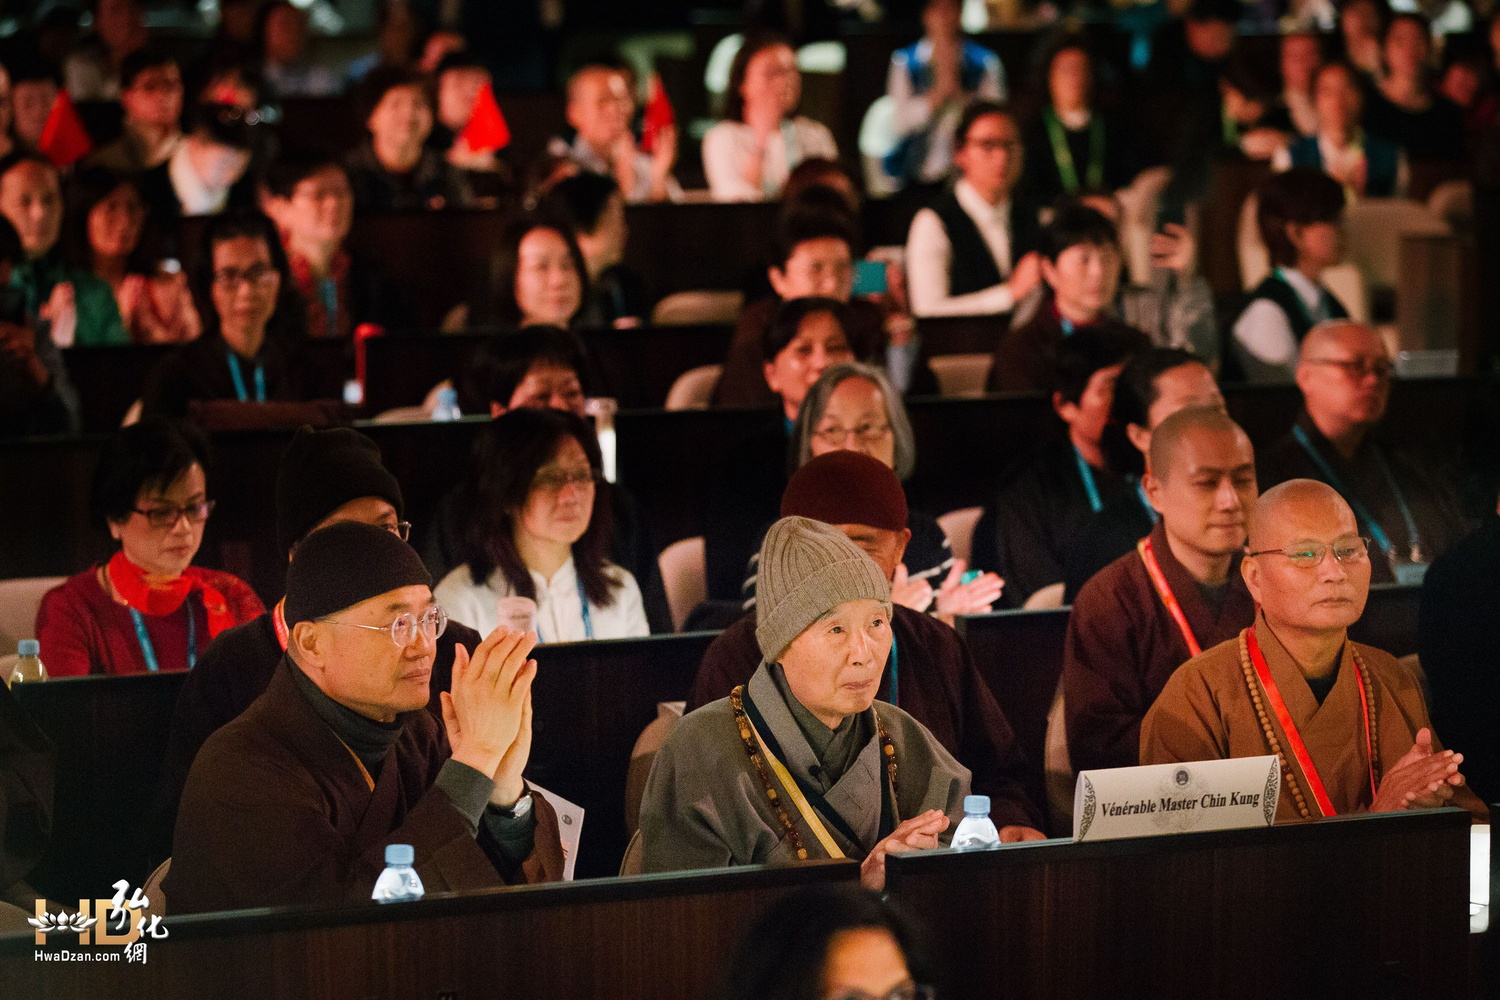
{"left": 283, "top": 521, "right": 433, "bottom": 628}
{"left": 275, "top": 425, "right": 405, "bottom": 555}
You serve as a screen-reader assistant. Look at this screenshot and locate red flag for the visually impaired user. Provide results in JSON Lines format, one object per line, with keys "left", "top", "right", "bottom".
{"left": 641, "top": 73, "right": 675, "bottom": 154}
{"left": 458, "top": 82, "right": 510, "bottom": 154}
{"left": 38, "top": 90, "right": 93, "bottom": 168}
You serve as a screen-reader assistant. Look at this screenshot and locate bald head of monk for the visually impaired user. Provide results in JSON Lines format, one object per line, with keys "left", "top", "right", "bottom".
{"left": 1295, "top": 321, "right": 1392, "bottom": 455}
{"left": 1243, "top": 479, "right": 1371, "bottom": 638}
{"left": 1143, "top": 407, "right": 1257, "bottom": 584}
{"left": 566, "top": 65, "right": 633, "bottom": 151}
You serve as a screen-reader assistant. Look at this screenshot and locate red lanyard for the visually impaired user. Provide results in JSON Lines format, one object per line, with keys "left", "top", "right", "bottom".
{"left": 1137, "top": 537, "right": 1202, "bottom": 657}
{"left": 1246, "top": 627, "right": 1377, "bottom": 816}
{"left": 272, "top": 598, "right": 289, "bottom": 652}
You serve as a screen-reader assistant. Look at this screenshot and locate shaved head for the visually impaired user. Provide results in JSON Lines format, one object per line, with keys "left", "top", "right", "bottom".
{"left": 1243, "top": 479, "right": 1371, "bottom": 634}
{"left": 1298, "top": 319, "right": 1382, "bottom": 360}
{"left": 1296, "top": 320, "right": 1392, "bottom": 442}
{"left": 1149, "top": 406, "right": 1251, "bottom": 481}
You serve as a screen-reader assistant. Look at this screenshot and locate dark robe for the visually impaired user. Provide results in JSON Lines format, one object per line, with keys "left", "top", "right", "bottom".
{"left": 1257, "top": 411, "right": 1469, "bottom": 583}
{"left": 1063, "top": 521, "right": 1256, "bottom": 774}
{"left": 343, "top": 141, "right": 477, "bottom": 212}
{"left": 987, "top": 306, "right": 1151, "bottom": 393}
{"left": 1063, "top": 485, "right": 1158, "bottom": 601}
{"left": 1418, "top": 513, "right": 1500, "bottom": 805}
{"left": 1364, "top": 91, "right": 1465, "bottom": 161}
{"left": 689, "top": 605, "right": 1041, "bottom": 830}
{"left": 1142, "top": 613, "right": 1488, "bottom": 823}
{"left": 973, "top": 439, "right": 1131, "bottom": 607}
{"left": 151, "top": 613, "right": 481, "bottom": 865}
{"left": 0, "top": 682, "right": 52, "bottom": 908}
{"left": 139, "top": 335, "right": 301, "bottom": 421}
{"left": 165, "top": 657, "right": 563, "bottom": 914}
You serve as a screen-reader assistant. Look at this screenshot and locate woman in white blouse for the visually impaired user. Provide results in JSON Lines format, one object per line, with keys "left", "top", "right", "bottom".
{"left": 702, "top": 32, "right": 839, "bottom": 202}
{"left": 435, "top": 408, "right": 648, "bottom": 642}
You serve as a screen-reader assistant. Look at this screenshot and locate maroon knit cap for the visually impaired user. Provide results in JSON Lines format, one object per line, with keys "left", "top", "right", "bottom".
{"left": 781, "top": 451, "right": 908, "bottom": 532}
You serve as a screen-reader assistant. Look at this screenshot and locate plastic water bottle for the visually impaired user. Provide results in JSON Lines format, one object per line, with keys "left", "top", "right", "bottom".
{"left": 371, "top": 844, "right": 424, "bottom": 902}
{"left": 431, "top": 387, "right": 461, "bottom": 422}
{"left": 951, "top": 795, "right": 1001, "bottom": 851}
{"left": 8, "top": 640, "right": 46, "bottom": 686}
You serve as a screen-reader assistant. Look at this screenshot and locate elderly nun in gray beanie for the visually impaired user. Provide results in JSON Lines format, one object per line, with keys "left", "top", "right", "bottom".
{"left": 640, "top": 516, "right": 970, "bottom": 890}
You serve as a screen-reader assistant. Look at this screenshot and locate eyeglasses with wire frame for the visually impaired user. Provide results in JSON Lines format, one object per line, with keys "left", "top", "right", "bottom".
{"left": 316, "top": 606, "right": 449, "bottom": 647}
{"left": 1245, "top": 536, "right": 1372, "bottom": 568}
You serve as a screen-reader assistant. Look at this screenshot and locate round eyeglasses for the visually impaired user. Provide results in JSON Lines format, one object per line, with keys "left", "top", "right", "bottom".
{"left": 1246, "top": 536, "right": 1371, "bottom": 569}
{"left": 317, "top": 606, "right": 448, "bottom": 647}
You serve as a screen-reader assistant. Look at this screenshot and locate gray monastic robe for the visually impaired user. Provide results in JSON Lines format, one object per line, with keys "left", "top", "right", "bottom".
{"left": 640, "top": 662, "right": 970, "bottom": 872}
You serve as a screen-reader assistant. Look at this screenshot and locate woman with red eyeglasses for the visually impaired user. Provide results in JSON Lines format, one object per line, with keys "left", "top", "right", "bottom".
{"left": 36, "top": 419, "right": 264, "bottom": 676}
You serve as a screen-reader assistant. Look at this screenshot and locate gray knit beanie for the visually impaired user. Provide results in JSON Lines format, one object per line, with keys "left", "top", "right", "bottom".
{"left": 755, "top": 516, "right": 892, "bottom": 664}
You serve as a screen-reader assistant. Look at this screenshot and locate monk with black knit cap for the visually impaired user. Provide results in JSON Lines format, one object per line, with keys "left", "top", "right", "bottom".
{"left": 166, "top": 522, "right": 564, "bottom": 914}
{"left": 152, "top": 425, "right": 482, "bottom": 864}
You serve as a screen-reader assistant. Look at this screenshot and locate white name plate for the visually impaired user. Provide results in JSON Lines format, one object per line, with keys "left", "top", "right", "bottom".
{"left": 1073, "top": 756, "right": 1281, "bottom": 842}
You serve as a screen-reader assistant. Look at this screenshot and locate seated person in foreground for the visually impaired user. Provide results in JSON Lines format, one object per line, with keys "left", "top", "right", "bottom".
{"left": 1063, "top": 407, "right": 1258, "bottom": 774}
{"left": 1140, "top": 480, "right": 1486, "bottom": 822}
{"left": 37, "top": 419, "right": 264, "bottom": 676}
{"left": 642, "top": 517, "right": 971, "bottom": 889}
{"left": 166, "top": 522, "right": 565, "bottom": 913}
{"left": 692, "top": 450, "right": 1041, "bottom": 836}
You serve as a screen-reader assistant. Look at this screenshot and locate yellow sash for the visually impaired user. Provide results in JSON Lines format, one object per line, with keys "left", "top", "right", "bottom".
{"left": 741, "top": 707, "right": 846, "bottom": 860}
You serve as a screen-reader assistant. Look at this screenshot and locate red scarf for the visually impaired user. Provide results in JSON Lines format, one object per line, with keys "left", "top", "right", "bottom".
{"left": 287, "top": 247, "right": 351, "bottom": 339}
{"left": 106, "top": 551, "right": 236, "bottom": 638}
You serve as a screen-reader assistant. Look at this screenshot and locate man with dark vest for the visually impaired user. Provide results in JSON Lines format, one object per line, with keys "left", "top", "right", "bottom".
{"left": 1232, "top": 168, "right": 1350, "bottom": 383}
{"left": 905, "top": 101, "right": 1042, "bottom": 317}
{"left": 1062, "top": 407, "right": 1258, "bottom": 774}
{"left": 166, "top": 522, "right": 564, "bottom": 913}
{"left": 152, "top": 426, "right": 482, "bottom": 861}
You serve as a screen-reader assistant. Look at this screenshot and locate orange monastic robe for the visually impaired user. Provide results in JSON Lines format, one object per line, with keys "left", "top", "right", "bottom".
{"left": 1140, "top": 614, "right": 1487, "bottom": 823}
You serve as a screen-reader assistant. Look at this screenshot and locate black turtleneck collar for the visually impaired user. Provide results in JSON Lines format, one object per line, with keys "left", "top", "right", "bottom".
{"left": 288, "top": 657, "right": 404, "bottom": 773}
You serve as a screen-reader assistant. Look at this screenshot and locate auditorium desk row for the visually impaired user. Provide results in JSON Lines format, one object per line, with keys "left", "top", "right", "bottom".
{"left": 6, "top": 586, "right": 1422, "bottom": 907}
{"left": 0, "top": 809, "right": 1475, "bottom": 999}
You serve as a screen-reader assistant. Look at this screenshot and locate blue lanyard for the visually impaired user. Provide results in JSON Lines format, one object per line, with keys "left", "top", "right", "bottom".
{"left": 1059, "top": 316, "right": 1075, "bottom": 336}
{"left": 1073, "top": 445, "right": 1103, "bottom": 513}
{"left": 537, "top": 576, "right": 594, "bottom": 643}
{"left": 226, "top": 352, "right": 266, "bottom": 403}
{"left": 1291, "top": 424, "right": 1422, "bottom": 562}
{"left": 886, "top": 635, "right": 899, "bottom": 708}
{"left": 317, "top": 277, "right": 339, "bottom": 337}
{"left": 1135, "top": 477, "right": 1159, "bottom": 523}
{"left": 128, "top": 603, "right": 195, "bottom": 673}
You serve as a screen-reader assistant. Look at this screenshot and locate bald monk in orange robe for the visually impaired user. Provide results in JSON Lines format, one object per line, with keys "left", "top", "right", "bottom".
{"left": 1141, "top": 479, "right": 1486, "bottom": 823}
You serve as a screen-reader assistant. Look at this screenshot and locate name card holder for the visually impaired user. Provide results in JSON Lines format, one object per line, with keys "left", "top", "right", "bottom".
{"left": 1073, "top": 757, "right": 1281, "bottom": 842}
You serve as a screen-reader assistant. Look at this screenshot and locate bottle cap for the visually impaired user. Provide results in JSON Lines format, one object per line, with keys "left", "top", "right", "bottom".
{"left": 963, "top": 795, "right": 990, "bottom": 815}
{"left": 385, "top": 843, "right": 414, "bottom": 866}
{"left": 16, "top": 639, "right": 39, "bottom": 657}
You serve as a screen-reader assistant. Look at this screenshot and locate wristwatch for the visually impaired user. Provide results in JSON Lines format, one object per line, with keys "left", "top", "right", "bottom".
{"left": 494, "top": 790, "right": 533, "bottom": 820}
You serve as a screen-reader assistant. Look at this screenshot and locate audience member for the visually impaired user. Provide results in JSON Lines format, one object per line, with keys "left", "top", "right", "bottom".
{"left": 8, "top": 56, "right": 59, "bottom": 154}
{"left": 1141, "top": 479, "right": 1486, "bottom": 822}
{"left": 36, "top": 418, "right": 264, "bottom": 676}
{"left": 703, "top": 32, "right": 839, "bottom": 202}
{"left": 434, "top": 408, "right": 650, "bottom": 641}
{"left": 704, "top": 297, "right": 856, "bottom": 601}
{"left": 346, "top": 0, "right": 424, "bottom": 83}
{"left": 429, "top": 50, "right": 512, "bottom": 200}
{"left": 974, "top": 327, "right": 1139, "bottom": 607}
{"left": 153, "top": 425, "right": 484, "bottom": 861}
{"left": 141, "top": 102, "right": 259, "bottom": 221}
{"left": 883, "top": 0, "right": 1006, "bottom": 188}
{"left": 0, "top": 215, "right": 80, "bottom": 436}
{"left": 140, "top": 210, "right": 305, "bottom": 418}
{"left": 1264, "top": 32, "right": 1323, "bottom": 139}
{"left": 538, "top": 171, "right": 648, "bottom": 328}
{"left": 641, "top": 516, "right": 969, "bottom": 890}
{"left": 63, "top": 0, "right": 147, "bottom": 101}
{"left": 1273, "top": 61, "right": 1407, "bottom": 199}
{"left": 1256, "top": 320, "right": 1467, "bottom": 584}
{"left": 165, "top": 522, "right": 566, "bottom": 912}
{"left": 1338, "top": 0, "right": 1388, "bottom": 80}
{"left": 1366, "top": 12, "right": 1465, "bottom": 160}
{"left": 1233, "top": 168, "right": 1350, "bottom": 383}
{"left": 345, "top": 66, "right": 474, "bottom": 211}
{"left": 491, "top": 214, "right": 586, "bottom": 330}
{"left": 260, "top": 148, "right": 412, "bottom": 338}
{"left": 67, "top": 167, "right": 200, "bottom": 344}
{"left": 1021, "top": 35, "right": 1135, "bottom": 207}
{"left": 1064, "top": 348, "right": 1225, "bottom": 597}
{"left": 0, "top": 152, "right": 127, "bottom": 346}
{"left": 987, "top": 202, "right": 1150, "bottom": 392}
{"left": 87, "top": 47, "right": 185, "bottom": 174}
{"left": 554, "top": 63, "right": 678, "bottom": 203}
{"left": 905, "top": 101, "right": 1041, "bottom": 318}
{"left": 1063, "top": 407, "right": 1258, "bottom": 775}
{"left": 692, "top": 449, "right": 1039, "bottom": 833}
{"left": 710, "top": 885, "right": 936, "bottom": 1000}
{"left": 259, "top": 1, "right": 342, "bottom": 99}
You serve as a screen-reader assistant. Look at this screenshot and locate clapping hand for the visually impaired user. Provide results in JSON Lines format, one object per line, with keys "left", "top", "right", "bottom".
{"left": 860, "top": 809, "right": 950, "bottom": 890}
{"left": 441, "top": 627, "right": 538, "bottom": 786}
{"left": 934, "top": 560, "right": 1003, "bottom": 617}
{"left": 1370, "top": 728, "right": 1466, "bottom": 812}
